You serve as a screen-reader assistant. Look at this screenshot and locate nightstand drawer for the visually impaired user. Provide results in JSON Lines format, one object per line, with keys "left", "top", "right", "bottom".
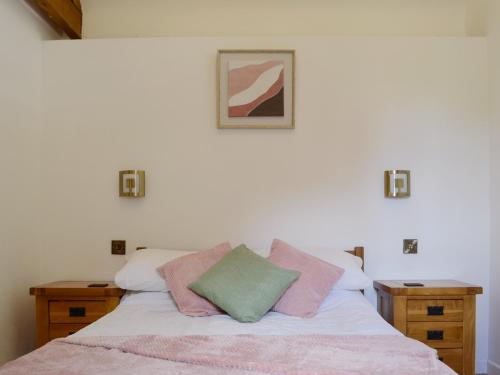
{"left": 407, "top": 299, "right": 463, "bottom": 322}
{"left": 407, "top": 322, "right": 463, "bottom": 348}
{"left": 48, "top": 323, "right": 88, "bottom": 340}
{"left": 437, "top": 349, "right": 463, "bottom": 375}
{"left": 49, "top": 301, "right": 107, "bottom": 323}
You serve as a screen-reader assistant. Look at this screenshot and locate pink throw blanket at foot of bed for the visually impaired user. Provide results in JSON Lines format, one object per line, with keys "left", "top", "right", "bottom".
{"left": 0, "top": 334, "right": 453, "bottom": 375}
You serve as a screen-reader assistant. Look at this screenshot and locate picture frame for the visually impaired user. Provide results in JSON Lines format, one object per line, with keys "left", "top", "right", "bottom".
{"left": 217, "top": 49, "right": 295, "bottom": 129}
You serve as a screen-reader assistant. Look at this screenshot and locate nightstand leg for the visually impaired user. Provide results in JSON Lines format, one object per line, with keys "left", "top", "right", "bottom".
{"left": 105, "top": 297, "right": 120, "bottom": 312}
{"left": 393, "top": 296, "right": 408, "bottom": 335}
{"left": 463, "top": 295, "right": 476, "bottom": 375}
{"left": 35, "top": 296, "right": 49, "bottom": 347}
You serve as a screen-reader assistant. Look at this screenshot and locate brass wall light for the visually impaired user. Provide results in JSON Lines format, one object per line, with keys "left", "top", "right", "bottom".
{"left": 119, "top": 170, "right": 145, "bottom": 197}
{"left": 384, "top": 170, "right": 410, "bottom": 198}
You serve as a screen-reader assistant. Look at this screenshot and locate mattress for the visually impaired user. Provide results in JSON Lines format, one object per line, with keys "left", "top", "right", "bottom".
{"left": 76, "top": 289, "right": 399, "bottom": 337}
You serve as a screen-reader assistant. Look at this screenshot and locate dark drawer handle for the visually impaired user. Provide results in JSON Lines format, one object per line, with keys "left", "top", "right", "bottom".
{"left": 427, "top": 306, "right": 444, "bottom": 316}
{"left": 68, "top": 331, "right": 76, "bottom": 335}
{"left": 69, "top": 307, "right": 86, "bottom": 317}
{"left": 427, "top": 330, "right": 444, "bottom": 340}
{"left": 438, "top": 357, "right": 444, "bottom": 362}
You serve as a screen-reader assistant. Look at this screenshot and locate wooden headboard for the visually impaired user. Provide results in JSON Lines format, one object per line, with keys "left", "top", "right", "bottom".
{"left": 346, "top": 246, "right": 365, "bottom": 271}
{"left": 136, "top": 245, "right": 365, "bottom": 270}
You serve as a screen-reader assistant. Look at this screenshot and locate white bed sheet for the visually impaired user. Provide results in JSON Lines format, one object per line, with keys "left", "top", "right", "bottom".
{"left": 76, "top": 290, "right": 399, "bottom": 337}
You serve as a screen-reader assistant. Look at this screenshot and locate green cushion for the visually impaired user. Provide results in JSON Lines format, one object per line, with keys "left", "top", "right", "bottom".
{"left": 188, "top": 244, "right": 300, "bottom": 323}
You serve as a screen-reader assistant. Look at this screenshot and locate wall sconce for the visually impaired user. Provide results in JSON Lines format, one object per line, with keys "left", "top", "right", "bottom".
{"left": 119, "top": 170, "right": 145, "bottom": 197}
{"left": 385, "top": 170, "right": 410, "bottom": 198}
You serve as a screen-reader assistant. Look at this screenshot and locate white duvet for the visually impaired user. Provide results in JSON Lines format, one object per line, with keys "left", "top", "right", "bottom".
{"left": 76, "top": 290, "right": 399, "bottom": 337}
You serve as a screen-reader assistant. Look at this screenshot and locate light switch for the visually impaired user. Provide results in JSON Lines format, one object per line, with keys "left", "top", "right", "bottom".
{"left": 111, "top": 240, "right": 126, "bottom": 255}
{"left": 403, "top": 239, "right": 418, "bottom": 254}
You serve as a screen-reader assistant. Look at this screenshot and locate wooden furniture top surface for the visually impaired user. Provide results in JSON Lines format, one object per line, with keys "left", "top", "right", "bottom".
{"left": 373, "top": 280, "right": 483, "bottom": 296}
{"left": 30, "top": 281, "right": 124, "bottom": 297}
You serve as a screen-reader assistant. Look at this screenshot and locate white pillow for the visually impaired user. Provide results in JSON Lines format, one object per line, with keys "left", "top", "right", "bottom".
{"left": 115, "top": 248, "right": 195, "bottom": 291}
{"left": 334, "top": 267, "right": 372, "bottom": 290}
{"left": 305, "top": 249, "right": 363, "bottom": 268}
{"left": 301, "top": 249, "right": 371, "bottom": 290}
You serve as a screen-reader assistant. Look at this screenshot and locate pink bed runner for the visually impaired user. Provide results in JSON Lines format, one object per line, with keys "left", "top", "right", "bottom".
{"left": 0, "top": 334, "right": 455, "bottom": 375}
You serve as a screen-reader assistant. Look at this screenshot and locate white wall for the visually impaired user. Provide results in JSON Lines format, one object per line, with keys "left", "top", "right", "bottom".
{"left": 488, "top": 0, "right": 500, "bottom": 373}
{"left": 466, "top": 0, "right": 488, "bottom": 36}
{"left": 0, "top": 0, "right": 58, "bottom": 365}
{"left": 81, "top": 0, "right": 479, "bottom": 38}
{"left": 41, "top": 36, "right": 490, "bottom": 371}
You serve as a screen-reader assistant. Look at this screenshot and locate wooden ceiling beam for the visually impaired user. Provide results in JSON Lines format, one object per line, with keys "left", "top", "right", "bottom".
{"left": 28, "top": 0, "right": 82, "bottom": 39}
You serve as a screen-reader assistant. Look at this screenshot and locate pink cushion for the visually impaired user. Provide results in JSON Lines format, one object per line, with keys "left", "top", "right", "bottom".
{"left": 268, "top": 239, "right": 345, "bottom": 318}
{"left": 157, "top": 242, "right": 232, "bottom": 316}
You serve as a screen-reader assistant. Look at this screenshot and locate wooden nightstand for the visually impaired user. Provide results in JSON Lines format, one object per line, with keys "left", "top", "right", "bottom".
{"left": 30, "top": 281, "right": 125, "bottom": 347}
{"left": 373, "top": 280, "right": 482, "bottom": 375}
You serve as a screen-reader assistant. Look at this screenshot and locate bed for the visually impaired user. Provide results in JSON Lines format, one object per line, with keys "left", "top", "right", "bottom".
{"left": 0, "top": 246, "right": 456, "bottom": 375}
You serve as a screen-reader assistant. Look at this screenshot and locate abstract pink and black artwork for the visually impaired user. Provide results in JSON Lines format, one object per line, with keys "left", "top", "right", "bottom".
{"left": 218, "top": 50, "right": 294, "bottom": 129}
{"left": 228, "top": 60, "right": 284, "bottom": 117}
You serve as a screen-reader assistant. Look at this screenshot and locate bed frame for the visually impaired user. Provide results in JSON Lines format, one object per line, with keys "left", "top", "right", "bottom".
{"left": 136, "top": 245, "right": 365, "bottom": 271}
{"left": 346, "top": 246, "right": 365, "bottom": 271}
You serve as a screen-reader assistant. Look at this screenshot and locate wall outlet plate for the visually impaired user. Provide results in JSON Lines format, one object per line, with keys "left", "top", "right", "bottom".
{"left": 111, "top": 240, "right": 126, "bottom": 255}
{"left": 403, "top": 239, "right": 418, "bottom": 254}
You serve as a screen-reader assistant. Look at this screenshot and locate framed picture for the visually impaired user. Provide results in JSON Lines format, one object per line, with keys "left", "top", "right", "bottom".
{"left": 217, "top": 49, "right": 295, "bottom": 129}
